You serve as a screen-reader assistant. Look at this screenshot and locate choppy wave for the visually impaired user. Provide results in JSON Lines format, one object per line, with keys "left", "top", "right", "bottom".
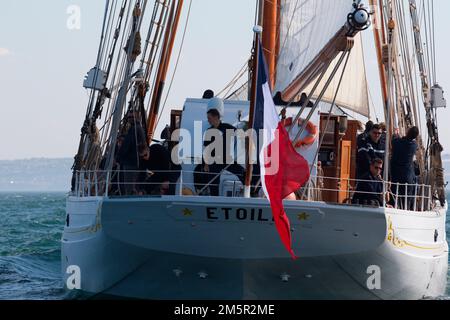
{"left": 0, "top": 193, "right": 67, "bottom": 300}
{"left": 0, "top": 251, "right": 66, "bottom": 300}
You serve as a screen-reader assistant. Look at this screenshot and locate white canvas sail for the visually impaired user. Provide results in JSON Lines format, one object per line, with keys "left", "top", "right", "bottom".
{"left": 275, "top": 0, "right": 355, "bottom": 94}
{"left": 302, "top": 33, "right": 370, "bottom": 117}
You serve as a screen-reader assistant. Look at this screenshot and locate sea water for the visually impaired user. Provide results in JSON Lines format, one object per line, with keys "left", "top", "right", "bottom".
{"left": 0, "top": 192, "right": 449, "bottom": 300}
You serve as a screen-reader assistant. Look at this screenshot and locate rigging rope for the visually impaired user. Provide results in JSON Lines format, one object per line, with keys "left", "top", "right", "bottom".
{"left": 216, "top": 60, "right": 249, "bottom": 98}
{"left": 100, "top": 0, "right": 118, "bottom": 72}
{"left": 100, "top": 0, "right": 141, "bottom": 164}
{"left": 431, "top": 0, "right": 437, "bottom": 82}
{"left": 275, "top": 0, "right": 300, "bottom": 66}
{"left": 301, "top": 50, "right": 352, "bottom": 199}
{"left": 367, "top": 86, "right": 380, "bottom": 122}
{"left": 85, "top": 0, "right": 113, "bottom": 120}
{"left": 292, "top": 51, "right": 350, "bottom": 142}
{"left": 99, "top": 1, "right": 134, "bottom": 151}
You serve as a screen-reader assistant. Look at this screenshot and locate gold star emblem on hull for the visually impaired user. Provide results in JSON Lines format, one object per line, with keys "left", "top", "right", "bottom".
{"left": 182, "top": 208, "right": 193, "bottom": 217}
{"left": 297, "top": 212, "right": 310, "bottom": 221}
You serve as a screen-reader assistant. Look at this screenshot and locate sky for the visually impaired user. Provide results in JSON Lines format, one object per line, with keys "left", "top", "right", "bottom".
{"left": 0, "top": 0, "right": 449, "bottom": 160}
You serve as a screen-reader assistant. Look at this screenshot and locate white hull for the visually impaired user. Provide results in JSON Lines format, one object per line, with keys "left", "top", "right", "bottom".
{"left": 61, "top": 196, "right": 448, "bottom": 300}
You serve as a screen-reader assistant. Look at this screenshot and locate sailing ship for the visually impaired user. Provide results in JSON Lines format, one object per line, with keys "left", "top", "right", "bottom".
{"left": 62, "top": 0, "right": 448, "bottom": 299}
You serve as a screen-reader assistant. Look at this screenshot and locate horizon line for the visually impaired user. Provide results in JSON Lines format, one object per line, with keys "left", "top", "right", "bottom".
{"left": 0, "top": 157, "right": 73, "bottom": 162}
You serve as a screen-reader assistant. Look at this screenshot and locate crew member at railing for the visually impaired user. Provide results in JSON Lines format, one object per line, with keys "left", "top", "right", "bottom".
{"left": 107, "top": 135, "right": 126, "bottom": 195}
{"left": 116, "top": 111, "right": 146, "bottom": 195}
{"left": 390, "top": 126, "right": 419, "bottom": 210}
{"left": 138, "top": 144, "right": 171, "bottom": 195}
{"left": 352, "top": 158, "right": 384, "bottom": 207}
{"left": 356, "top": 124, "right": 385, "bottom": 179}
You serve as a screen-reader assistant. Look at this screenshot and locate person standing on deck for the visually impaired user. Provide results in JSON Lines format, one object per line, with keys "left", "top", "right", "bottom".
{"left": 138, "top": 143, "right": 181, "bottom": 195}
{"left": 356, "top": 124, "right": 385, "bottom": 179}
{"left": 116, "top": 112, "right": 146, "bottom": 195}
{"left": 202, "top": 97, "right": 245, "bottom": 196}
{"left": 390, "top": 126, "right": 419, "bottom": 210}
{"left": 357, "top": 120, "right": 374, "bottom": 149}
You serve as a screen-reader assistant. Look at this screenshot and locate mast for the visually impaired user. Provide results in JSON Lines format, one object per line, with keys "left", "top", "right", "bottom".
{"left": 244, "top": 1, "right": 264, "bottom": 198}
{"left": 383, "top": 2, "right": 395, "bottom": 191}
{"left": 146, "top": 0, "right": 184, "bottom": 143}
{"left": 262, "top": 0, "right": 279, "bottom": 90}
{"left": 244, "top": 30, "right": 261, "bottom": 198}
{"left": 369, "top": 0, "right": 389, "bottom": 116}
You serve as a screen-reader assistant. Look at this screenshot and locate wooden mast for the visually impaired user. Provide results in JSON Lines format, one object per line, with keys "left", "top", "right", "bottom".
{"left": 244, "top": 0, "right": 280, "bottom": 198}
{"left": 244, "top": 0, "right": 266, "bottom": 198}
{"left": 146, "top": 0, "right": 184, "bottom": 143}
{"left": 262, "top": 0, "right": 279, "bottom": 90}
{"left": 369, "top": 0, "right": 389, "bottom": 117}
{"left": 244, "top": 32, "right": 261, "bottom": 198}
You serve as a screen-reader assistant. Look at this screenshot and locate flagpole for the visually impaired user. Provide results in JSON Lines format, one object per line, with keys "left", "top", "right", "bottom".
{"left": 244, "top": 26, "right": 262, "bottom": 198}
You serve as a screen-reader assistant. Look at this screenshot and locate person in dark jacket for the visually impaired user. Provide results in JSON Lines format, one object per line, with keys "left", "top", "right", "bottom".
{"left": 353, "top": 158, "right": 384, "bottom": 206}
{"left": 201, "top": 97, "right": 245, "bottom": 196}
{"left": 356, "top": 124, "right": 385, "bottom": 179}
{"left": 109, "top": 135, "right": 126, "bottom": 195}
{"left": 379, "top": 122, "right": 387, "bottom": 150}
{"left": 139, "top": 144, "right": 172, "bottom": 195}
{"left": 357, "top": 120, "right": 374, "bottom": 149}
{"left": 390, "top": 126, "right": 419, "bottom": 210}
{"left": 116, "top": 113, "right": 147, "bottom": 195}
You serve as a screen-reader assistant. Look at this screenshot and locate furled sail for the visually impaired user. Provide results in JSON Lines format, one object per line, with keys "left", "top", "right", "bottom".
{"left": 302, "top": 33, "right": 370, "bottom": 117}
{"left": 275, "top": 0, "right": 355, "bottom": 94}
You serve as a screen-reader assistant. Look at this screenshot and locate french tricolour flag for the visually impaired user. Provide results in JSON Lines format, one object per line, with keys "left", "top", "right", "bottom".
{"left": 253, "top": 41, "right": 310, "bottom": 259}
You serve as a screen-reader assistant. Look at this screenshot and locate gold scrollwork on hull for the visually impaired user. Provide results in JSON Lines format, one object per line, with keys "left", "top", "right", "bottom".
{"left": 386, "top": 217, "right": 439, "bottom": 250}
{"left": 387, "top": 218, "right": 407, "bottom": 248}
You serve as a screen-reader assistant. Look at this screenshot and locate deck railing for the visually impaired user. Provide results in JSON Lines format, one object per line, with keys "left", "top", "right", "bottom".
{"left": 72, "top": 170, "right": 434, "bottom": 212}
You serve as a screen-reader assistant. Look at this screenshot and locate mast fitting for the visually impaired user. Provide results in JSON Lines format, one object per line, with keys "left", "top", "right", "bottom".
{"left": 253, "top": 25, "right": 263, "bottom": 34}
{"left": 388, "top": 19, "right": 396, "bottom": 31}
{"left": 347, "top": 6, "right": 371, "bottom": 34}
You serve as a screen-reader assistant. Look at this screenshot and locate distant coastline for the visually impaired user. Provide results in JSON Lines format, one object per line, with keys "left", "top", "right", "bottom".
{"left": 1, "top": 155, "right": 449, "bottom": 192}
